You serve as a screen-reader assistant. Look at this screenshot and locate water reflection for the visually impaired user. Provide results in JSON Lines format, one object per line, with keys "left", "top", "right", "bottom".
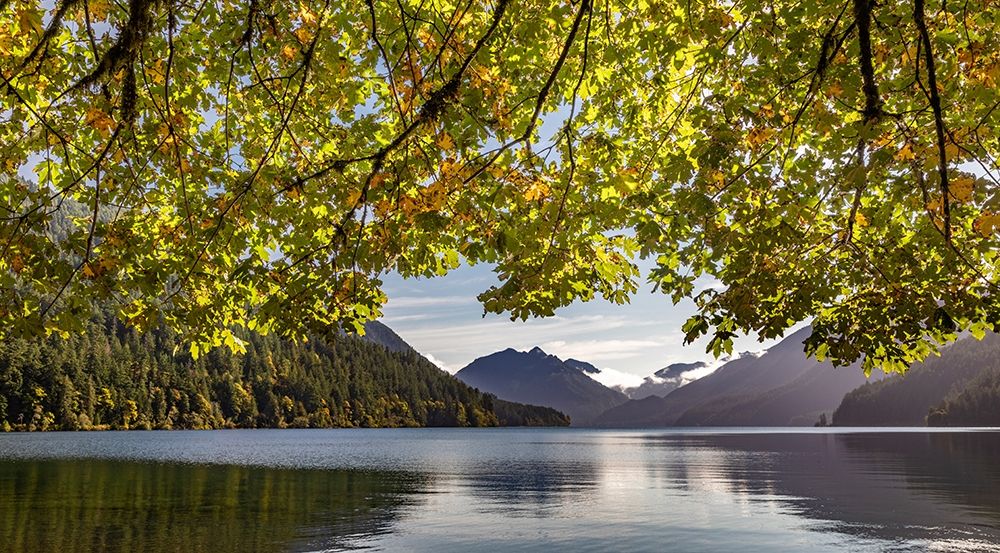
{"left": 454, "top": 458, "right": 602, "bottom": 518}
{"left": 637, "top": 432, "right": 1000, "bottom": 549}
{"left": 0, "top": 459, "right": 426, "bottom": 553}
{"left": 2, "top": 429, "right": 1000, "bottom": 552}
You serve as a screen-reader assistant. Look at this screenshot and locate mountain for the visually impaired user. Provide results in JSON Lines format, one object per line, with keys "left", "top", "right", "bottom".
{"left": 623, "top": 361, "right": 709, "bottom": 400}
{"left": 928, "top": 357, "right": 1000, "bottom": 426}
{"left": 593, "top": 326, "right": 876, "bottom": 427}
{"left": 655, "top": 361, "right": 707, "bottom": 380}
{"left": 834, "top": 333, "right": 1000, "bottom": 426}
{"left": 563, "top": 357, "right": 715, "bottom": 400}
{"left": 564, "top": 358, "right": 601, "bottom": 374}
{"left": 361, "top": 321, "right": 416, "bottom": 354}
{"left": 455, "top": 347, "right": 629, "bottom": 425}
{"left": 0, "top": 309, "right": 568, "bottom": 431}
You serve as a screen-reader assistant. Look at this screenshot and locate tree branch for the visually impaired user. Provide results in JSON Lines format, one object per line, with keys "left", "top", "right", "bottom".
{"left": 853, "top": 0, "right": 882, "bottom": 121}
{"left": 914, "top": 0, "right": 951, "bottom": 243}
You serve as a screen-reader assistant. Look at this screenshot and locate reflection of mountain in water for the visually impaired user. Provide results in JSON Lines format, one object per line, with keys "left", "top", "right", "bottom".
{"left": 4, "top": 429, "right": 1000, "bottom": 552}
{"left": 0, "top": 460, "right": 428, "bottom": 553}
{"left": 637, "top": 432, "right": 1000, "bottom": 546}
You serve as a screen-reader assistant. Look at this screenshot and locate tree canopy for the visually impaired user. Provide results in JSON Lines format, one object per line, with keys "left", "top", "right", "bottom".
{"left": 2, "top": 0, "right": 1000, "bottom": 372}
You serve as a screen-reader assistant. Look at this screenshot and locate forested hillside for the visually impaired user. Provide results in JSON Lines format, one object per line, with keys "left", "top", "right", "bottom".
{"left": 928, "top": 365, "right": 1000, "bottom": 426}
{"left": 0, "top": 311, "right": 568, "bottom": 431}
{"left": 833, "top": 334, "right": 1000, "bottom": 426}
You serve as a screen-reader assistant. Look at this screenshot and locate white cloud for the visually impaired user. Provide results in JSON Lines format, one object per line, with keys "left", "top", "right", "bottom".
{"left": 422, "top": 352, "right": 454, "bottom": 373}
{"left": 678, "top": 359, "right": 725, "bottom": 383}
{"left": 385, "top": 295, "right": 476, "bottom": 309}
{"left": 540, "top": 339, "right": 664, "bottom": 362}
{"left": 697, "top": 277, "right": 728, "bottom": 293}
{"left": 584, "top": 366, "right": 646, "bottom": 389}
{"left": 380, "top": 313, "right": 433, "bottom": 323}
{"left": 391, "top": 314, "right": 663, "bottom": 349}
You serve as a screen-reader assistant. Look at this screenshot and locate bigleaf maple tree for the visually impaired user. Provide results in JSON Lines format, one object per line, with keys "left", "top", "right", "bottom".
{"left": 2, "top": 0, "right": 998, "bottom": 371}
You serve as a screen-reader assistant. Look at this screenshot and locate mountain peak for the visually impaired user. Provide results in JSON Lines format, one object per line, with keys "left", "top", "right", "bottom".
{"left": 565, "top": 358, "right": 602, "bottom": 374}
{"left": 654, "top": 361, "right": 707, "bottom": 380}
{"left": 455, "top": 348, "right": 629, "bottom": 425}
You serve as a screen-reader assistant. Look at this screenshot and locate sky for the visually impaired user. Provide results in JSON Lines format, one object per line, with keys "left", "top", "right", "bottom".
{"left": 379, "top": 261, "right": 793, "bottom": 388}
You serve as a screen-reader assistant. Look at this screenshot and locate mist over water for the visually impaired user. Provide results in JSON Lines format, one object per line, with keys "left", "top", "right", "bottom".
{"left": 1, "top": 428, "right": 999, "bottom": 552}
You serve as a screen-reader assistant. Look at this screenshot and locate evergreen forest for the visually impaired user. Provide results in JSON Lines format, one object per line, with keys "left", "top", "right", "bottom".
{"left": 0, "top": 310, "right": 568, "bottom": 431}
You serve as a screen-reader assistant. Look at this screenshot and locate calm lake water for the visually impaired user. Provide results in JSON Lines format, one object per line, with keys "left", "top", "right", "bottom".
{"left": 1, "top": 428, "right": 999, "bottom": 552}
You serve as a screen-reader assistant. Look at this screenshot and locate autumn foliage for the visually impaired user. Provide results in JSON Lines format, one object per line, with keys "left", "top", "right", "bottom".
{"left": 3, "top": 0, "right": 1000, "bottom": 372}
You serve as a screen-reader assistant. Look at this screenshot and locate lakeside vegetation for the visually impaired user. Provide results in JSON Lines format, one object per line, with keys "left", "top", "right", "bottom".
{"left": 0, "top": 309, "right": 568, "bottom": 431}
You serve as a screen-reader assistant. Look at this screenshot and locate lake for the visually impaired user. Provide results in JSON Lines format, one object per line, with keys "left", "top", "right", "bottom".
{"left": 1, "top": 428, "right": 999, "bottom": 552}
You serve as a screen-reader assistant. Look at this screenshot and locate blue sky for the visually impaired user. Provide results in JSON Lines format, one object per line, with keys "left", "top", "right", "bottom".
{"left": 380, "top": 263, "right": 791, "bottom": 387}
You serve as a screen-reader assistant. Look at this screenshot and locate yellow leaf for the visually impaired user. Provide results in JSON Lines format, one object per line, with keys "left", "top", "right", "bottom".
{"left": 88, "top": 0, "right": 111, "bottom": 21}
{"left": 944, "top": 142, "right": 961, "bottom": 160}
{"left": 86, "top": 107, "right": 115, "bottom": 137}
{"left": 146, "top": 59, "right": 165, "bottom": 85}
{"left": 298, "top": 4, "right": 318, "bottom": 25}
{"left": 194, "top": 289, "right": 211, "bottom": 307}
{"left": 418, "top": 180, "right": 448, "bottom": 211}
{"left": 294, "top": 26, "right": 312, "bottom": 43}
{"left": 746, "top": 127, "right": 774, "bottom": 148}
{"left": 281, "top": 44, "right": 298, "bottom": 60}
{"left": 975, "top": 212, "right": 1000, "bottom": 237}
{"left": 436, "top": 132, "right": 455, "bottom": 151}
{"left": 439, "top": 158, "right": 461, "bottom": 179}
{"left": 854, "top": 212, "right": 868, "bottom": 228}
{"left": 524, "top": 180, "right": 550, "bottom": 201}
{"left": 894, "top": 143, "right": 915, "bottom": 162}
{"left": 399, "top": 196, "right": 419, "bottom": 218}
{"left": 950, "top": 176, "right": 974, "bottom": 203}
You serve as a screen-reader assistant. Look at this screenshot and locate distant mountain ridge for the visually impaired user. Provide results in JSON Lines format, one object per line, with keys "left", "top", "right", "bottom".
{"left": 593, "top": 327, "right": 876, "bottom": 427}
{"left": 655, "top": 361, "right": 707, "bottom": 380}
{"left": 621, "top": 361, "right": 711, "bottom": 400}
{"left": 455, "top": 347, "right": 629, "bottom": 425}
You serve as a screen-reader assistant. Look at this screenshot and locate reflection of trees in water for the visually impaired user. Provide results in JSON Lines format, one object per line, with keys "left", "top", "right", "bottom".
{"left": 454, "top": 458, "right": 602, "bottom": 516}
{"left": 840, "top": 433, "right": 1000, "bottom": 523}
{"left": 0, "top": 460, "right": 430, "bottom": 553}
{"left": 637, "top": 432, "right": 1000, "bottom": 546}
